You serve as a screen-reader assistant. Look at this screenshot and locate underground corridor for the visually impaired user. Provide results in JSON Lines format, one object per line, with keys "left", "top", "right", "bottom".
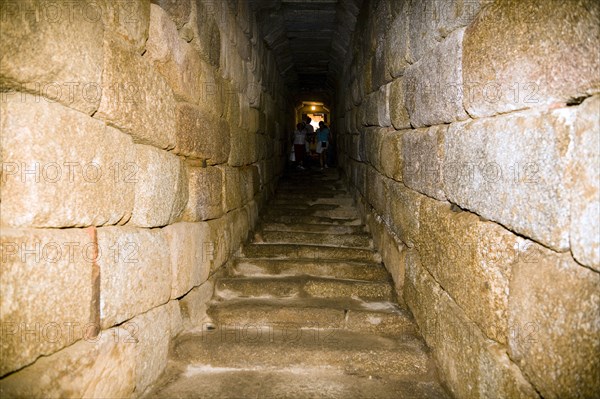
{"left": 0, "top": 0, "right": 599, "bottom": 398}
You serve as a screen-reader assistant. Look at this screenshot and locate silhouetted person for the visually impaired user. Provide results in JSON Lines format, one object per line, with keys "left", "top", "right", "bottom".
{"left": 293, "top": 122, "right": 307, "bottom": 170}
{"left": 316, "top": 121, "right": 330, "bottom": 170}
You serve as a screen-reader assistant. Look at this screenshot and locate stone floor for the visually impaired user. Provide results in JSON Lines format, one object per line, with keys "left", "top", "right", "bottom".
{"left": 144, "top": 168, "right": 451, "bottom": 399}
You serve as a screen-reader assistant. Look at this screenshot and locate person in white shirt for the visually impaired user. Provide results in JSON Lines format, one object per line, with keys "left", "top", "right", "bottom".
{"left": 293, "top": 122, "right": 307, "bottom": 169}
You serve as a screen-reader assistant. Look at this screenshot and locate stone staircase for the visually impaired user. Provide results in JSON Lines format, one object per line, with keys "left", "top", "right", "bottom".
{"left": 145, "top": 169, "right": 450, "bottom": 399}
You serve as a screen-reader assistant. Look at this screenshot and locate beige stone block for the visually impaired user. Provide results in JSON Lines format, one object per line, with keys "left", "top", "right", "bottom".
{"left": 366, "top": 166, "right": 388, "bottom": 218}
{"left": 0, "top": 0, "right": 104, "bottom": 114}
{"left": 386, "top": 180, "right": 422, "bottom": 247}
{"left": 379, "top": 129, "right": 404, "bottom": 181}
{"left": 402, "top": 125, "right": 447, "bottom": 201}
{"left": 228, "top": 127, "right": 257, "bottom": 167}
{"left": 404, "top": 28, "right": 468, "bottom": 128}
{"left": 570, "top": 96, "right": 600, "bottom": 270}
{"left": 404, "top": 253, "right": 539, "bottom": 399}
{"left": 0, "top": 326, "right": 136, "bottom": 398}
{"left": 415, "top": 197, "right": 522, "bottom": 344}
{"left": 219, "top": 166, "right": 243, "bottom": 212}
{"left": 129, "top": 144, "right": 188, "bottom": 227}
{"left": 380, "top": 227, "right": 405, "bottom": 293}
{"left": 463, "top": 0, "right": 600, "bottom": 118}
{"left": 443, "top": 107, "right": 574, "bottom": 251}
{"left": 509, "top": 248, "right": 600, "bottom": 399}
{"left": 101, "top": 0, "right": 150, "bottom": 53}
{"left": 389, "top": 78, "right": 411, "bottom": 130}
{"left": 97, "top": 227, "right": 171, "bottom": 328}
{"left": 167, "top": 299, "right": 184, "bottom": 339}
{"left": 151, "top": 0, "right": 191, "bottom": 29}
{"left": 163, "top": 222, "right": 212, "bottom": 299}
{"left": 0, "top": 97, "right": 135, "bottom": 228}
{"left": 96, "top": 38, "right": 176, "bottom": 150}
{"left": 206, "top": 216, "right": 235, "bottom": 272}
{"left": 146, "top": 4, "right": 203, "bottom": 104}
{"left": 363, "top": 127, "right": 385, "bottom": 172}
{"left": 180, "top": 280, "right": 215, "bottom": 329}
{"left": 131, "top": 304, "right": 171, "bottom": 395}
{"left": 0, "top": 228, "right": 93, "bottom": 376}
{"left": 182, "top": 165, "right": 224, "bottom": 222}
{"left": 173, "top": 102, "right": 230, "bottom": 163}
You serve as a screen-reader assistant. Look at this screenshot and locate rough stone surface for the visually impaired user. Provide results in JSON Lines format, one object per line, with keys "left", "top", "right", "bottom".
{"left": 379, "top": 129, "right": 404, "bottom": 182}
{"left": 385, "top": 180, "right": 422, "bottom": 247}
{"left": 182, "top": 165, "right": 224, "bottom": 222}
{"left": 509, "top": 247, "right": 600, "bottom": 399}
{"left": 167, "top": 299, "right": 184, "bottom": 339}
{"left": 443, "top": 107, "right": 574, "bottom": 251}
{"left": 151, "top": 0, "right": 191, "bottom": 29}
{"left": 97, "top": 227, "right": 171, "bottom": 329}
{"left": 163, "top": 222, "right": 212, "bottom": 299}
{"left": 131, "top": 304, "right": 171, "bottom": 396}
{"left": 0, "top": 326, "right": 136, "bottom": 398}
{"left": 146, "top": 5, "right": 203, "bottom": 104}
{"left": 96, "top": 38, "right": 177, "bottom": 150}
{"left": 0, "top": 228, "right": 93, "bottom": 376}
{"left": 179, "top": 279, "right": 215, "bottom": 329}
{"left": 219, "top": 166, "right": 248, "bottom": 212}
{"left": 0, "top": 96, "right": 135, "bottom": 228}
{"left": 173, "top": 102, "right": 230, "bottom": 163}
{"left": 570, "top": 96, "right": 600, "bottom": 270}
{"left": 401, "top": 125, "right": 447, "bottom": 201}
{"left": 129, "top": 144, "right": 188, "bottom": 228}
{"left": 463, "top": 0, "right": 600, "bottom": 117}
{"left": 389, "top": 77, "right": 411, "bottom": 130}
{"left": 384, "top": 0, "right": 410, "bottom": 78}
{"left": 0, "top": 0, "right": 104, "bottom": 114}
{"left": 403, "top": 28, "right": 468, "bottom": 128}
{"left": 404, "top": 252, "right": 540, "bottom": 399}
{"left": 415, "top": 197, "right": 521, "bottom": 344}
{"left": 101, "top": 0, "right": 151, "bottom": 53}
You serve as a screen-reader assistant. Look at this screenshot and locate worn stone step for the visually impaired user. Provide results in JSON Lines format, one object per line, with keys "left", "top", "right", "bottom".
{"left": 266, "top": 207, "right": 358, "bottom": 219}
{"left": 214, "top": 276, "right": 394, "bottom": 301}
{"left": 233, "top": 258, "right": 388, "bottom": 281}
{"left": 256, "top": 230, "right": 372, "bottom": 248}
{"left": 272, "top": 197, "right": 356, "bottom": 207}
{"left": 207, "top": 297, "right": 418, "bottom": 337}
{"left": 263, "top": 214, "right": 362, "bottom": 226}
{"left": 260, "top": 222, "right": 366, "bottom": 235}
{"left": 171, "top": 329, "right": 436, "bottom": 378}
{"left": 240, "top": 243, "right": 382, "bottom": 262}
{"left": 145, "top": 367, "right": 451, "bottom": 399}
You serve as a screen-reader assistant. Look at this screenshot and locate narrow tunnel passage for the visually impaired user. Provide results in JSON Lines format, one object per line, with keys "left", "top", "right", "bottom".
{"left": 0, "top": 0, "right": 598, "bottom": 398}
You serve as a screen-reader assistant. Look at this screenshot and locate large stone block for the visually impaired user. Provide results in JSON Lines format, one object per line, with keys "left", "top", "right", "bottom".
{"left": 229, "top": 126, "right": 257, "bottom": 166}
{"left": 0, "top": 0, "right": 104, "bottom": 114}
{"left": 151, "top": 0, "right": 191, "bottom": 28}
{"left": 146, "top": 4, "right": 204, "bottom": 104}
{"left": 404, "top": 252, "right": 540, "bottom": 399}
{"left": 180, "top": 279, "right": 215, "bottom": 329}
{"left": 389, "top": 78, "right": 410, "bottom": 130}
{"left": 404, "top": 28, "right": 468, "bottom": 128}
{"left": 96, "top": 38, "right": 176, "bottom": 150}
{"left": 166, "top": 299, "right": 184, "bottom": 339}
{"left": 384, "top": 0, "right": 410, "bottom": 78}
{"left": 415, "top": 197, "right": 518, "bottom": 344}
{"left": 443, "top": 107, "right": 574, "bottom": 251}
{"left": 129, "top": 144, "right": 188, "bottom": 227}
{"left": 163, "top": 222, "right": 212, "bottom": 299}
{"left": 0, "top": 326, "right": 136, "bottom": 398}
{"left": 385, "top": 180, "right": 422, "bottom": 247}
{"left": 97, "top": 227, "right": 171, "bottom": 329}
{"left": 219, "top": 166, "right": 243, "bottom": 212}
{"left": 363, "top": 127, "right": 385, "bottom": 171}
{"left": 173, "top": 102, "right": 230, "bottom": 163}
{"left": 365, "top": 166, "right": 388, "bottom": 218}
{"left": 509, "top": 248, "right": 600, "bottom": 399}
{"left": 401, "top": 125, "right": 447, "bottom": 201}
{"left": 463, "top": 0, "right": 600, "bottom": 118}
{"left": 206, "top": 216, "right": 235, "bottom": 272}
{"left": 0, "top": 96, "right": 135, "bottom": 228}
{"left": 182, "top": 165, "right": 224, "bottom": 222}
{"left": 130, "top": 304, "right": 171, "bottom": 395}
{"left": 0, "top": 228, "right": 93, "bottom": 376}
{"left": 379, "top": 129, "right": 404, "bottom": 182}
{"left": 570, "top": 96, "right": 600, "bottom": 270}
{"left": 101, "top": 0, "right": 150, "bottom": 53}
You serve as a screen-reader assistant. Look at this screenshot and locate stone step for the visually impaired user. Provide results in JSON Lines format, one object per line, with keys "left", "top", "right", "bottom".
{"left": 263, "top": 214, "right": 362, "bottom": 226}
{"left": 272, "top": 197, "right": 356, "bottom": 207}
{"left": 207, "top": 297, "right": 418, "bottom": 337}
{"left": 256, "top": 230, "right": 372, "bottom": 248}
{"left": 240, "top": 243, "right": 382, "bottom": 262}
{"left": 214, "top": 276, "right": 394, "bottom": 301}
{"left": 145, "top": 367, "right": 450, "bottom": 399}
{"left": 260, "top": 222, "right": 366, "bottom": 235}
{"left": 233, "top": 258, "right": 389, "bottom": 281}
{"left": 171, "top": 329, "right": 437, "bottom": 379}
{"left": 266, "top": 207, "right": 359, "bottom": 219}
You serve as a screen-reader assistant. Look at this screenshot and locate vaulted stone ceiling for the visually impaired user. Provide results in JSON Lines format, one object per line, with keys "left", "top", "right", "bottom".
{"left": 249, "top": 0, "right": 362, "bottom": 99}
